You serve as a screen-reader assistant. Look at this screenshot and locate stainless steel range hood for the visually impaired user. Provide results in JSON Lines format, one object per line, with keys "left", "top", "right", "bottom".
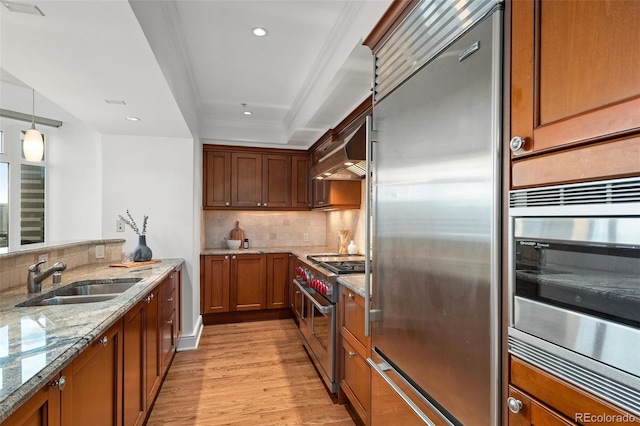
{"left": 310, "top": 123, "right": 367, "bottom": 180}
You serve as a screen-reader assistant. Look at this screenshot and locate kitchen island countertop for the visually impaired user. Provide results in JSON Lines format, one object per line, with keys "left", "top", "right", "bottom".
{"left": 0, "top": 258, "right": 184, "bottom": 423}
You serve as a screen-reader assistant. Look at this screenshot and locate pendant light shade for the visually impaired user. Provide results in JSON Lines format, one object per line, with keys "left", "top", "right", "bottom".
{"left": 23, "top": 89, "right": 44, "bottom": 162}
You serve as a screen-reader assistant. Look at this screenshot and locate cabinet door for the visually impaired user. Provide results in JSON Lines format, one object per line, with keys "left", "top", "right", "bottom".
{"left": 341, "top": 288, "right": 368, "bottom": 353}
{"left": 203, "top": 150, "right": 231, "bottom": 207}
{"left": 507, "top": 387, "right": 575, "bottom": 426}
{"left": 510, "top": 0, "right": 640, "bottom": 185}
{"left": 291, "top": 155, "right": 311, "bottom": 209}
{"left": 3, "top": 378, "right": 61, "bottom": 426}
{"left": 123, "top": 301, "right": 146, "bottom": 426}
{"left": 170, "top": 267, "right": 182, "bottom": 340}
{"left": 230, "top": 254, "right": 266, "bottom": 311}
{"left": 160, "top": 277, "right": 176, "bottom": 374}
{"left": 145, "top": 287, "right": 161, "bottom": 408}
{"left": 60, "top": 321, "right": 123, "bottom": 426}
{"left": 201, "top": 255, "right": 230, "bottom": 313}
{"left": 262, "top": 154, "right": 291, "bottom": 208}
{"left": 341, "top": 339, "right": 370, "bottom": 425}
{"left": 312, "top": 179, "right": 327, "bottom": 208}
{"left": 266, "top": 253, "right": 289, "bottom": 309}
{"left": 231, "top": 152, "right": 262, "bottom": 207}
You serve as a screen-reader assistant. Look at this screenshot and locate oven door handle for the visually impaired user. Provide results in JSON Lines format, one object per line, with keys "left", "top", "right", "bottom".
{"left": 293, "top": 279, "right": 333, "bottom": 315}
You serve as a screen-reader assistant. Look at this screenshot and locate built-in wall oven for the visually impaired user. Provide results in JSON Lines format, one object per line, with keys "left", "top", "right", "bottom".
{"left": 292, "top": 254, "right": 365, "bottom": 394}
{"left": 508, "top": 177, "right": 640, "bottom": 416}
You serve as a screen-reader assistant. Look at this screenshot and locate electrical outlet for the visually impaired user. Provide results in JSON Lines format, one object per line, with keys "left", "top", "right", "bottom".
{"left": 116, "top": 219, "right": 125, "bottom": 232}
{"left": 303, "top": 233, "right": 309, "bottom": 242}
{"left": 38, "top": 254, "right": 48, "bottom": 264}
{"left": 95, "top": 245, "right": 105, "bottom": 259}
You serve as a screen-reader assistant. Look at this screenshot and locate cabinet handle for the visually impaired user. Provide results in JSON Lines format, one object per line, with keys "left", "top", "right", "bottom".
{"left": 509, "top": 136, "right": 526, "bottom": 152}
{"left": 97, "top": 336, "right": 108, "bottom": 347}
{"left": 507, "top": 397, "right": 523, "bottom": 414}
{"left": 167, "top": 297, "right": 173, "bottom": 302}
{"left": 257, "top": 202, "right": 261, "bottom": 206}
{"left": 51, "top": 376, "right": 67, "bottom": 391}
{"left": 263, "top": 203, "right": 268, "bottom": 207}
{"left": 166, "top": 319, "right": 173, "bottom": 325}
{"left": 170, "top": 274, "right": 174, "bottom": 279}
{"left": 232, "top": 255, "right": 236, "bottom": 259}
{"left": 225, "top": 255, "right": 229, "bottom": 259}
{"left": 348, "top": 293, "right": 354, "bottom": 300}
{"left": 225, "top": 202, "right": 230, "bottom": 206}
{"left": 348, "top": 351, "right": 356, "bottom": 358}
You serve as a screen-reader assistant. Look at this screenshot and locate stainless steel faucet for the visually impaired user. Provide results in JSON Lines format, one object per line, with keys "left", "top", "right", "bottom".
{"left": 27, "top": 260, "right": 67, "bottom": 293}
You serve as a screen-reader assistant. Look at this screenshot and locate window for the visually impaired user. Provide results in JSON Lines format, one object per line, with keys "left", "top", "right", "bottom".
{"left": 0, "top": 122, "right": 46, "bottom": 253}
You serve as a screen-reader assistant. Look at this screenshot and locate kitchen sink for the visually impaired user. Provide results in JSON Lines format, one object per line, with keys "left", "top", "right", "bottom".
{"left": 34, "top": 294, "right": 119, "bottom": 305}
{"left": 16, "top": 278, "right": 142, "bottom": 307}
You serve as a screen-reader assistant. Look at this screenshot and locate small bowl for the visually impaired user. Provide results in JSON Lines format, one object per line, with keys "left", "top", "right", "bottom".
{"left": 226, "top": 239, "right": 241, "bottom": 249}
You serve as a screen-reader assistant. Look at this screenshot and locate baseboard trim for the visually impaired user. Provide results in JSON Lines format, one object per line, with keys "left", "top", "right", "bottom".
{"left": 202, "top": 308, "right": 293, "bottom": 325}
{"left": 177, "top": 314, "right": 203, "bottom": 351}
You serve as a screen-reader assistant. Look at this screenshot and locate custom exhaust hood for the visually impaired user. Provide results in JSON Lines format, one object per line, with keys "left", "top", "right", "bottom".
{"left": 310, "top": 123, "right": 367, "bottom": 180}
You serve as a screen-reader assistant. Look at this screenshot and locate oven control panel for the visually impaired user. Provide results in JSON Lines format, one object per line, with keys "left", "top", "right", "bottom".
{"left": 295, "top": 264, "right": 333, "bottom": 297}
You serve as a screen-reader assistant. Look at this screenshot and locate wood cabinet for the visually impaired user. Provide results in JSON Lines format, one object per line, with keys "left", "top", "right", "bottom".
{"left": 2, "top": 376, "right": 61, "bottom": 426}
{"left": 291, "top": 155, "right": 311, "bottom": 209}
{"left": 123, "top": 300, "right": 147, "bottom": 426}
{"left": 266, "top": 253, "right": 289, "bottom": 309}
{"left": 60, "top": 321, "right": 123, "bottom": 426}
{"left": 201, "top": 253, "right": 293, "bottom": 322}
{"left": 312, "top": 179, "right": 361, "bottom": 210}
{"left": 201, "top": 255, "right": 231, "bottom": 314}
{"left": 508, "top": 356, "right": 637, "bottom": 426}
{"left": 203, "top": 146, "right": 311, "bottom": 210}
{"left": 339, "top": 287, "right": 371, "bottom": 425}
{"left": 160, "top": 274, "right": 178, "bottom": 373}
{"left": 203, "top": 150, "right": 231, "bottom": 207}
{"left": 510, "top": 0, "right": 640, "bottom": 188}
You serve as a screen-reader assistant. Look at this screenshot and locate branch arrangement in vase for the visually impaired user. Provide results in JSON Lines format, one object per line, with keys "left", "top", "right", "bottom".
{"left": 118, "top": 210, "right": 149, "bottom": 235}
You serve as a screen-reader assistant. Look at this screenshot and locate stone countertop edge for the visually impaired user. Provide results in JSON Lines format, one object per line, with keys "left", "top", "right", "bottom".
{"left": 202, "top": 246, "right": 369, "bottom": 296}
{"left": 0, "top": 258, "right": 184, "bottom": 423}
{"left": 0, "top": 238, "right": 126, "bottom": 261}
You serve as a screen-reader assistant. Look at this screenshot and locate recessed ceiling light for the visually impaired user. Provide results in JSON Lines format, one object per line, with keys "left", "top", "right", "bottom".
{"left": 105, "top": 99, "right": 126, "bottom": 105}
{"left": 125, "top": 116, "right": 140, "bottom": 121}
{"left": 251, "top": 27, "right": 268, "bottom": 37}
{"left": 243, "top": 111, "right": 252, "bottom": 116}
{"left": 3, "top": 1, "right": 44, "bottom": 16}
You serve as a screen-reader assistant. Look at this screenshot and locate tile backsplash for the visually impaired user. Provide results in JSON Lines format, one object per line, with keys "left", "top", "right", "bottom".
{"left": 0, "top": 239, "right": 123, "bottom": 292}
{"left": 204, "top": 210, "right": 327, "bottom": 249}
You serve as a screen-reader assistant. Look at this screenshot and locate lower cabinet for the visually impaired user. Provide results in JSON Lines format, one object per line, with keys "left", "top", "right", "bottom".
{"left": 2, "top": 378, "right": 61, "bottom": 426}
{"left": 61, "top": 321, "right": 124, "bottom": 426}
{"left": 201, "top": 253, "right": 289, "bottom": 314}
{"left": 508, "top": 356, "right": 637, "bottom": 426}
{"left": 339, "top": 287, "right": 371, "bottom": 425}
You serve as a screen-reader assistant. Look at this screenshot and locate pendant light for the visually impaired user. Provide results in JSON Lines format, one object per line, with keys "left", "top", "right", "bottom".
{"left": 23, "top": 89, "right": 44, "bottom": 162}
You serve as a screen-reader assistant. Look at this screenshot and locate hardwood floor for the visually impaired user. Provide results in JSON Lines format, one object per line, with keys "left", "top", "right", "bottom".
{"left": 147, "top": 319, "right": 356, "bottom": 425}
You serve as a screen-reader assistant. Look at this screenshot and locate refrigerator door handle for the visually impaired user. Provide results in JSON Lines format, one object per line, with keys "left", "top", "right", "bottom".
{"left": 368, "top": 358, "right": 444, "bottom": 426}
{"left": 365, "top": 114, "right": 373, "bottom": 336}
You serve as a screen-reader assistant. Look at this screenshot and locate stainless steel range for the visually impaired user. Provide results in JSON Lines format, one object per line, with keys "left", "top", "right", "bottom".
{"left": 291, "top": 254, "right": 365, "bottom": 393}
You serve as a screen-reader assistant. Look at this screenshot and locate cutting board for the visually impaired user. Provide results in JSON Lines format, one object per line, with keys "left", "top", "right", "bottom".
{"left": 110, "top": 259, "right": 161, "bottom": 268}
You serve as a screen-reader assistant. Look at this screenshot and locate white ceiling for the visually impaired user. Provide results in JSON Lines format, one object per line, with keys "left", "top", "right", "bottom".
{"left": 0, "top": 0, "right": 391, "bottom": 148}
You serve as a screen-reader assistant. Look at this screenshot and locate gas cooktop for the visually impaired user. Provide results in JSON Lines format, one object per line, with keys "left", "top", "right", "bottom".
{"left": 307, "top": 254, "right": 366, "bottom": 274}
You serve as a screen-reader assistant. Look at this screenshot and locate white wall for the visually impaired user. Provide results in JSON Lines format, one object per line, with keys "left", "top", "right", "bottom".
{"left": 48, "top": 121, "right": 102, "bottom": 242}
{"left": 101, "top": 134, "right": 200, "bottom": 349}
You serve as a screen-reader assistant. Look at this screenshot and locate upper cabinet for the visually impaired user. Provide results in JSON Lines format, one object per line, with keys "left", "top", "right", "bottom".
{"left": 203, "top": 146, "right": 311, "bottom": 210}
{"left": 510, "top": 0, "right": 640, "bottom": 188}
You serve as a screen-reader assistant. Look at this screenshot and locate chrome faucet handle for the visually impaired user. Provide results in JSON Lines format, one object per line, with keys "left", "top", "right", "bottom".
{"left": 28, "top": 259, "right": 47, "bottom": 272}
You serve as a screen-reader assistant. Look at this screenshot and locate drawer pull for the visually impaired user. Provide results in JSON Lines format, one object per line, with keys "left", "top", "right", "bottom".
{"left": 97, "top": 336, "right": 108, "bottom": 347}
{"left": 348, "top": 351, "right": 356, "bottom": 358}
{"left": 507, "top": 397, "right": 523, "bottom": 414}
{"left": 167, "top": 297, "right": 173, "bottom": 302}
{"left": 51, "top": 376, "right": 66, "bottom": 391}
{"left": 348, "top": 293, "right": 354, "bottom": 300}
{"left": 166, "top": 320, "right": 174, "bottom": 325}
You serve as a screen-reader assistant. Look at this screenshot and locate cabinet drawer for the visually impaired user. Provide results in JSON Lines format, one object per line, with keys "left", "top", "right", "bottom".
{"left": 341, "top": 287, "right": 368, "bottom": 353}
{"left": 342, "top": 338, "right": 370, "bottom": 423}
{"left": 160, "top": 277, "right": 175, "bottom": 303}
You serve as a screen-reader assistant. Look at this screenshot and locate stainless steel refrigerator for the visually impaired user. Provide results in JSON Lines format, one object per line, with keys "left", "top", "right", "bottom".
{"left": 367, "top": 1, "right": 503, "bottom": 425}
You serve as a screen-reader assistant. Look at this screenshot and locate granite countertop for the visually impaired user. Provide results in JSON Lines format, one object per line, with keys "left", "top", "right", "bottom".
{"left": 0, "top": 258, "right": 184, "bottom": 423}
{"left": 201, "top": 246, "right": 369, "bottom": 297}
